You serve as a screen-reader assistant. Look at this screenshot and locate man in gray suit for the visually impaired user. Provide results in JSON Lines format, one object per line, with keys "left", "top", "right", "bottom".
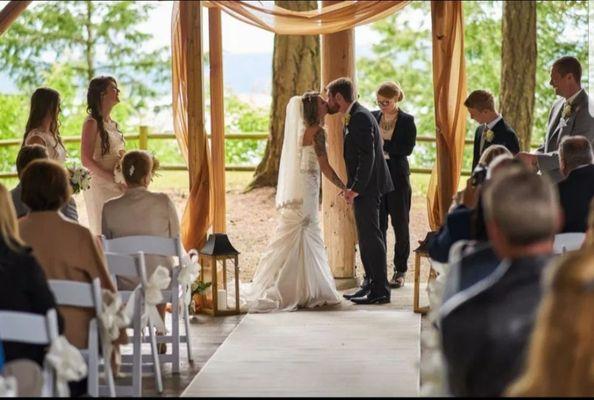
{"left": 517, "top": 56, "right": 594, "bottom": 182}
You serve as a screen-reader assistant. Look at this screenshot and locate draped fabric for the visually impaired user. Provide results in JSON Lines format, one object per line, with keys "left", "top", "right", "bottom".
{"left": 0, "top": 1, "right": 30, "bottom": 36}
{"left": 172, "top": 2, "right": 212, "bottom": 250}
{"left": 201, "top": 0, "right": 410, "bottom": 35}
{"left": 427, "top": 1, "right": 467, "bottom": 229}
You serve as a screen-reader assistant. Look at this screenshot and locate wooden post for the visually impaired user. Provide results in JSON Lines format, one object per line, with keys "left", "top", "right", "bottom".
{"left": 321, "top": 1, "right": 357, "bottom": 290}
{"left": 139, "top": 125, "right": 149, "bottom": 150}
{"left": 209, "top": 7, "right": 226, "bottom": 233}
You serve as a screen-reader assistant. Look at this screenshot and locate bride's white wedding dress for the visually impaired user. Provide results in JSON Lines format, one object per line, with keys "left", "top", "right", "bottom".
{"left": 243, "top": 97, "right": 341, "bottom": 313}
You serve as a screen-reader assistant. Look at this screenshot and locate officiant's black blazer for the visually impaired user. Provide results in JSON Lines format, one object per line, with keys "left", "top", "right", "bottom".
{"left": 371, "top": 109, "right": 417, "bottom": 176}
{"left": 344, "top": 102, "right": 394, "bottom": 196}
{"left": 471, "top": 118, "right": 520, "bottom": 170}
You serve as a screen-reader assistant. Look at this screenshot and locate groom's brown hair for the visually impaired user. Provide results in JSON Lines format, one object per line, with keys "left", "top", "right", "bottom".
{"left": 326, "top": 77, "right": 355, "bottom": 103}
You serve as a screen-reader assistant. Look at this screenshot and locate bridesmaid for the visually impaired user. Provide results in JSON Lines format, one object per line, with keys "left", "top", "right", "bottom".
{"left": 372, "top": 81, "right": 417, "bottom": 289}
{"left": 23, "top": 87, "right": 78, "bottom": 221}
{"left": 81, "top": 76, "right": 126, "bottom": 235}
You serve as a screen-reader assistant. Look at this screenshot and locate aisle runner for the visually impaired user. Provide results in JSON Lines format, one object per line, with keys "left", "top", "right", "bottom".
{"left": 182, "top": 310, "right": 420, "bottom": 397}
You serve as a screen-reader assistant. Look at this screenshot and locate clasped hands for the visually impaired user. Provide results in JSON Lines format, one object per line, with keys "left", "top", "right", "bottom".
{"left": 515, "top": 151, "right": 539, "bottom": 172}
{"left": 338, "top": 188, "right": 359, "bottom": 205}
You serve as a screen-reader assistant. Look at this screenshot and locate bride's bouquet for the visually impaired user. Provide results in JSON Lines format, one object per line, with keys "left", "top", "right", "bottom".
{"left": 65, "top": 159, "right": 91, "bottom": 194}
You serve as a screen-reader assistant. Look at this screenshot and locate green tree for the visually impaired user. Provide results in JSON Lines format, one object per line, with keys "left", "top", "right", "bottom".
{"left": 0, "top": 1, "right": 169, "bottom": 112}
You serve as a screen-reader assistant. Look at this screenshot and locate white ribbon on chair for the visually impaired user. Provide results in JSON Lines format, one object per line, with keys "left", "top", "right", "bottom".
{"left": 98, "top": 290, "right": 130, "bottom": 380}
{"left": 44, "top": 336, "right": 88, "bottom": 397}
{"left": 124, "top": 266, "right": 171, "bottom": 333}
{"left": 0, "top": 375, "right": 17, "bottom": 397}
{"left": 178, "top": 250, "right": 200, "bottom": 308}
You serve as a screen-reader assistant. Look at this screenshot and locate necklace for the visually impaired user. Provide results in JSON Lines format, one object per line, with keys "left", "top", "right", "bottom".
{"left": 380, "top": 112, "right": 397, "bottom": 131}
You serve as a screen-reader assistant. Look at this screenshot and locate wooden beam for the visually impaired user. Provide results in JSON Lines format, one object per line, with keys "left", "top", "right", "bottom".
{"left": 209, "top": 7, "right": 226, "bottom": 233}
{"left": 321, "top": 1, "right": 357, "bottom": 289}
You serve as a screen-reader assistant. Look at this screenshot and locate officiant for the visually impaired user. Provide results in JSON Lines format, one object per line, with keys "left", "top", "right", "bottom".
{"left": 372, "top": 81, "right": 416, "bottom": 289}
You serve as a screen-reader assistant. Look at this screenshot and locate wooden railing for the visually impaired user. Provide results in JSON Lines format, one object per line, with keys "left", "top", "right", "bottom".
{"left": 0, "top": 126, "right": 538, "bottom": 179}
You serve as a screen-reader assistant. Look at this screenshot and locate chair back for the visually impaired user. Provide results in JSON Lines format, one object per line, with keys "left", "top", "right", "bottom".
{"left": 48, "top": 278, "right": 102, "bottom": 316}
{"left": 102, "top": 235, "right": 183, "bottom": 260}
{"left": 553, "top": 232, "right": 585, "bottom": 254}
{"left": 0, "top": 309, "right": 59, "bottom": 345}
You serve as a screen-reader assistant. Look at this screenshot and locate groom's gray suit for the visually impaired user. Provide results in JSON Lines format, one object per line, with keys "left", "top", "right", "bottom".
{"left": 536, "top": 89, "right": 594, "bottom": 182}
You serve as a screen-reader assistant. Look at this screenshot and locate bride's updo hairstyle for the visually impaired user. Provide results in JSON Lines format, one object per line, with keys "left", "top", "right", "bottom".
{"left": 302, "top": 91, "right": 320, "bottom": 127}
{"left": 122, "top": 150, "right": 160, "bottom": 186}
{"left": 87, "top": 76, "right": 118, "bottom": 156}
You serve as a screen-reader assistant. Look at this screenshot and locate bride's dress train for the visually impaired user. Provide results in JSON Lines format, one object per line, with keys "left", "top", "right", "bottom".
{"left": 243, "top": 97, "right": 341, "bottom": 313}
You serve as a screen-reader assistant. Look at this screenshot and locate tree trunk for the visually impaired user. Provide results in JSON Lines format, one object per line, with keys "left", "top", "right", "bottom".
{"left": 500, "top": 1, "right": 536, "bottom": 151}
{"left": 85, "top": 1, "right": 95, "bottom": 81}
{"left": 247, "top": 0, "right": 320, "bottom": 190}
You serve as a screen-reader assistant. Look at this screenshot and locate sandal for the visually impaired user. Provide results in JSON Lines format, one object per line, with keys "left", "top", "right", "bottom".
{"left": 389, "top": 272, "right": 406, "bottom": 289}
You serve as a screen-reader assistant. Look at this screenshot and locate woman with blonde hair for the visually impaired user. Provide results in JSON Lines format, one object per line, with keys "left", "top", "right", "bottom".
{"left": 507, "top": 250, "right": 594, "bottom": 396}
{"left": 372, "top": 81, "right": 417, "bottom": 288}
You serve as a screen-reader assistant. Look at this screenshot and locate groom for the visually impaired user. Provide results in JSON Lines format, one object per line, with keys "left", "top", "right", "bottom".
{"left": 325, "top": 77, "right": 394, "bottom": 304}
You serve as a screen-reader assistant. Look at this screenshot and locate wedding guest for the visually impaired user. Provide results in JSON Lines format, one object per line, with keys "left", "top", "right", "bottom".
{"left": 465, "top": 89, "right": 520, "bottom": 171}
{"left": 372, "top": 81, "right": 416, "bottom": 288}
{"left": 0, "top": 182, "right": 64, "bottom": 367}
{"left": 517, "top": 56, "right": 594, "bottom": 182}
{"left": 439, "top": 169, "right": 559, "bottom": 397}
{"left": 583, "top": 198, "right": 594, "bottom": 247}
{"left": 23, "top": 87, "right": 78, "bottom": 221}
{"left": 507, "top": 250, "right": 594, "bottom": 396}
{"left": 556, "top": 136, "right": 594, "bottom": 232}
{"left": 102, "top": 151, "right": 178, "bottom": 351}
{"left": 10, "top": 145, "right": 48, "bottom": 218}
{"left": 18, "top": 159, "right": 124, "bottom": 389}
{"left": 81, "top": 76, "right": 126, "bottom": 235}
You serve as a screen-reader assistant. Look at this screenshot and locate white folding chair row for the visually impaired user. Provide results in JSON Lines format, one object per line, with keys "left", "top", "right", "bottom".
{"left": 104, "top": 251, "right": 163, "bottom": 397}
{"left": 102, "top": 235, "right": 193, "bottom": 374}
{"left": 553, "top": 232, "right": 585, "bottom": 254}
{"left": 48, "top": 278, "right": 115, "bottom": 397}
{"left": 0, "top": 309, "right": 59, "bottom": 397}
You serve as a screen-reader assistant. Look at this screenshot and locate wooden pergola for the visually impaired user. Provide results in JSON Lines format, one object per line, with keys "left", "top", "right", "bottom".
{"left": 173, "top": 1, "right": 467, "bottom": 288}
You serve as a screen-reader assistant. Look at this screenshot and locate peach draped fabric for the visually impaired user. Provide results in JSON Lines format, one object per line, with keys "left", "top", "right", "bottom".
{"left": 427, "top": 0, "right": 467, "bottom": 229}
{"left": 172, "top": 2, "right": 212, "bottom": 250}
{"left": 0, "top": 1, "right": 30, "bottom": 36}
{"left": 201, "top": 0, "right": 410, "bottom": 35}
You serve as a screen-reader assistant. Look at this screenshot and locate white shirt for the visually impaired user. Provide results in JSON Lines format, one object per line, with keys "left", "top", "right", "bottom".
{"left": 566, "top": 88, "right": 583, "bottom": 105}
{"left": 485, "top": 114, "right": 502, "bottom": 130}
{"left": 345, "top": 101, "right": 355, "bottom": 116}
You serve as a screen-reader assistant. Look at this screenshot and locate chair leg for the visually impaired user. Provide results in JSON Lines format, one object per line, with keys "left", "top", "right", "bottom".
{"left": 148, "top": 320, "right": 164, "bottom": 394}
{"left": 103, "top": 355, "right": 116, "bottom": 398}
{"left": 132, "top": 316, "right": 142, "bottom": 397}
{"left": 413, "top": 252, "right": 421, "bottom": 312}
{"left": 172, "top": 297, "right": 180, "bottom": 374}
{"left": 183, "top": 303, "right": 193, "bottom": 363}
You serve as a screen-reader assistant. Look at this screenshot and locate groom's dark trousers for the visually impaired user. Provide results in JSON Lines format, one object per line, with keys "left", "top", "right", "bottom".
{"left": 344, "top": 102, "right": 394, "bottom": 299}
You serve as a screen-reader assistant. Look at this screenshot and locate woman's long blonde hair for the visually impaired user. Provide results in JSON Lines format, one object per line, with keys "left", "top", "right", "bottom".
{"left": 506, "top": 250, "right": 594, "bottom": 396}
{"left": 0, "top": 183, "right": 25, "bottom": 252}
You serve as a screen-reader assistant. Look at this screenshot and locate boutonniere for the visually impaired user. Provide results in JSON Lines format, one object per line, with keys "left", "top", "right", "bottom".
{"left": 483, "top": 129, "right": 495, "bottom": 143}
{"left": 343, "top": 113, "right": 351, "bottom": 126}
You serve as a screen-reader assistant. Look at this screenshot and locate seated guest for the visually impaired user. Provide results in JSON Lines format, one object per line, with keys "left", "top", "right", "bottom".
{"left": 507, "top": 250, "right": 594, "bottom": 396}
{"left": 11, "top": 145, "right": 78, "bottom": 220}
{"left": 0, "top": 182, "right": 64, "bottom": 367}
{"left": 11, "top": 145, "right": 49, "bottom": 218}
{"left": 427, "top": 148, "right": 514, "bottom": 263}
{"left": 583, "top": 198, "right": 594, "bottom": 247}
{"left": 465, "top": 89, "right": 520, "bottom": 171}
{"left": 439, "top": 169, "right": 560, "bottom": 397}
{"left": 18, "top": 159, "right": 123, "bottom": 390}
{"left": 102, "top": 151, "right": 179, "bottom": 351}
{"left": 556, "top": 136, "right": 594, "bottom": 232}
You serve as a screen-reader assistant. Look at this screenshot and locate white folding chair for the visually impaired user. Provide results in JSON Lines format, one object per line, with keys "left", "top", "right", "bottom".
{"left": 102, "top": 235, "right": 193, "bottom": 374}
{"left": 0, "top": 309, "right": 59, "bottom": 397}
{"left": 48, "top": 278, "right": 116, "bottom": 397}
{"left": 553, "top": 232, "right": 585, "bottom": 254}
{"left": 104, "top": 251, "right": 163, "bottom": 396}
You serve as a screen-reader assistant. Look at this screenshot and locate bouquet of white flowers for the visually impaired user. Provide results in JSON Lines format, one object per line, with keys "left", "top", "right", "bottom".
{"left": 68, "top": 165, "right": 91, "bottom": 194}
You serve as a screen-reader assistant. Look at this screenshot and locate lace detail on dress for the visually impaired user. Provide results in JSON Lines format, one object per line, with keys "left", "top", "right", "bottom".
{"left": 300, "top": 146, "right": 319, "bottom": 174}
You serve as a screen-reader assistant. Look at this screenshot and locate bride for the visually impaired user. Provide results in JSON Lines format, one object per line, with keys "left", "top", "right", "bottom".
{"left": 244, "top": 92, "right": 347, "bottom": 312}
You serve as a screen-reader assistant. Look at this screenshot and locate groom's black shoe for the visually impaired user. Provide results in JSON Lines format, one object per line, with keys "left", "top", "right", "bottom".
{"left": 343, "top": 287, "right": 370, "bottom": 301}
{"left": 350, "top": 294, "right": 390, "bottom": 305}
